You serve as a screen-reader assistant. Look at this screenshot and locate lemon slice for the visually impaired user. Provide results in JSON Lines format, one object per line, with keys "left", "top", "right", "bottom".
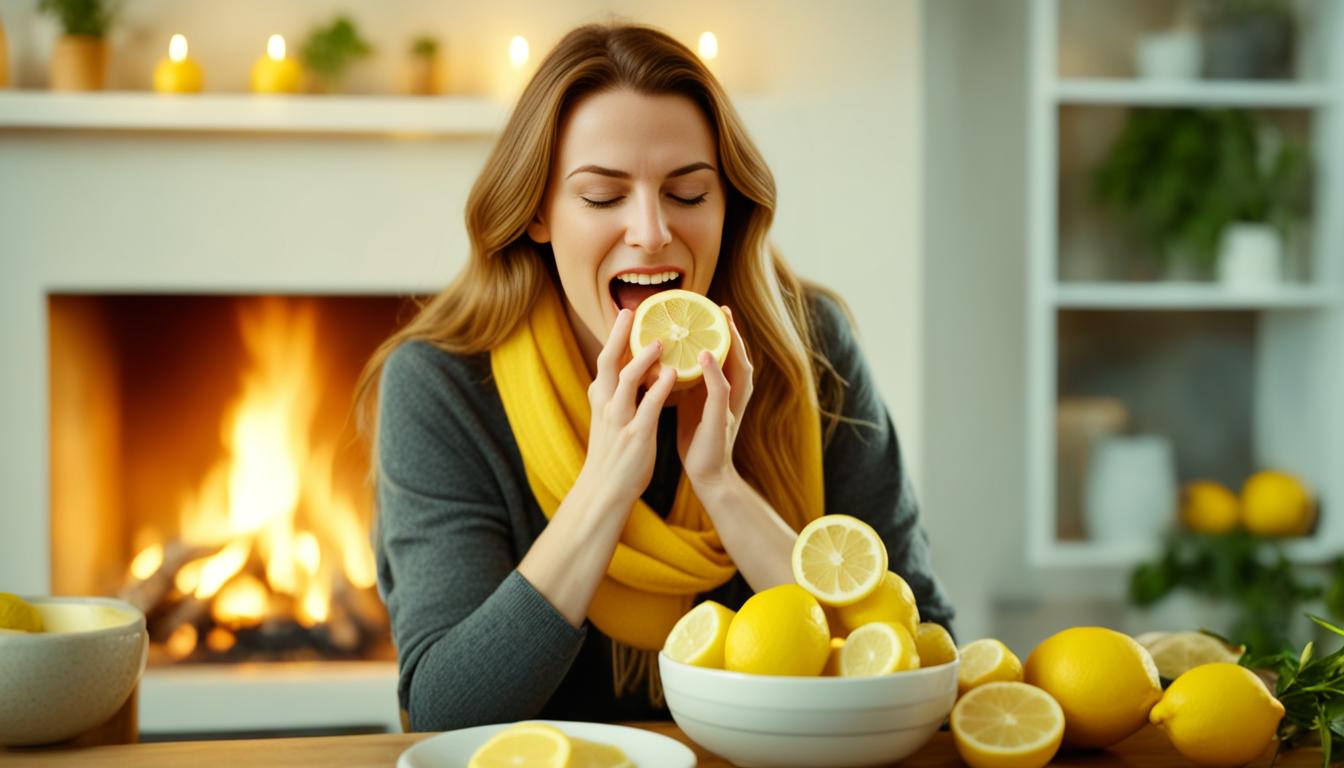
{"left": 662, "top": 600, "right": 735, "bottom": 668}
{"left": 570, "top": 737, "right": 634, "bottom": 768}
{"left": 915, "top": 622, "right": 959, "bottom": 667}
{"left": 840, "top": 621, "right": 920, "bottom": 677}
{"left": 468, "top": 723, "right": 571, "bottom": 768}
{"left": 629, "top": 288, "right": 731, "bottom": 384}
{"left": 791, "top": 514, "right": 889, "bottom": 607}
{"left": 951, "top": 682, "right": 1065, "bottom": 768}
{"left": 0, "top": 593, "right": 43, "bottom": 633}
{"left": 958, "top": 638, "right": 1023, "bottom": 696}
{"left": 1145, "top": 632, "right": 1244, "bottom": 680}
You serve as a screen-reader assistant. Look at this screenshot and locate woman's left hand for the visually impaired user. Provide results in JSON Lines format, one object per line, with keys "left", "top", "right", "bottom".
{"left": 674, "top": 305, "right": 753, "bottom": 492}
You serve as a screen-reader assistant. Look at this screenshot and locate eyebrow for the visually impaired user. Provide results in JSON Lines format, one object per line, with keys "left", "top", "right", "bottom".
{"left": 566, "top": 162, "right": 717, "bottom": 180}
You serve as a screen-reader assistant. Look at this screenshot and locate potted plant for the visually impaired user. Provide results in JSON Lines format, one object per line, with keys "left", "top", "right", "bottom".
{"left": 1, "top": 16, "right": 10, "bottom": 88}
{"left": 1091, "top": 108, "right": 1310, "bottom": 283}
{"left": 406, "top": 36, "right": 442, "bottom": 96}
{"left": 1199, "top": 0, "right": 1296, "bottom": 80}
{"left": 37, "top": 0, "right": 117, "bottom": 91}
{"left": 300, "top": 15, "right": 373, "bottom": 94}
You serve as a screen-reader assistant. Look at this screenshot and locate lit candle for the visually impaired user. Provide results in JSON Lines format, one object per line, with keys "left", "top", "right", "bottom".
{"left": 509, "top": 36, "right": 529, "bottom": 71}
{"left": 250, "top": 34, "right": 303, "bottom": 94}
{"left": 697, "top": 31, "right": 719, "bottom": 62}
{"left": 153, "top": 34, "right": 203, "bottom": 94}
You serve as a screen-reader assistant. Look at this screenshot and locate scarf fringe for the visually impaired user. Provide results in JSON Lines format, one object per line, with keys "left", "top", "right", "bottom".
{"left": 612, "top": 640, "right": 665, "bottom": 710}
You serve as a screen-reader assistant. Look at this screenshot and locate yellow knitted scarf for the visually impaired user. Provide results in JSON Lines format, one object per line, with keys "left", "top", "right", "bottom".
{"left": 490, "top": 279, "right": 825, "bottom": 701}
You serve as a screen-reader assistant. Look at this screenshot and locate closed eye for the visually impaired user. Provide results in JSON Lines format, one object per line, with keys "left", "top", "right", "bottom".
{"left": 580, "top": 194, "right": 709, "bottom": 209}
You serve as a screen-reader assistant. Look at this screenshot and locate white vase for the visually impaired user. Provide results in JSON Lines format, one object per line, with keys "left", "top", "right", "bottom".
{"left": 1136, "top": 31, "right": 1203, "bottom": 80}
{"left": 1083, "top": 435, "right": 1176, "bottom": 546}
{"left": 1217, "top": 222, "right": 1283, "bottom": 287}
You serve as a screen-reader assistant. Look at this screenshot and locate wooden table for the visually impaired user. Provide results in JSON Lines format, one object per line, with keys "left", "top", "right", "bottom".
{"left": 0, "top": 723, "right": 1320, "bottom": 767}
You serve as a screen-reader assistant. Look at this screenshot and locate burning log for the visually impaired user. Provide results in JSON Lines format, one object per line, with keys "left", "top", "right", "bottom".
{"left": 118, "top": 541, "right": 222, "bottom": 615}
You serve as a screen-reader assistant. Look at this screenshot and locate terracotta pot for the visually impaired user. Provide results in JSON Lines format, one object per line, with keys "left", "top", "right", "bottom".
{"left": 406, "top": 55, "right": 442, "bottom": 95}
{"left": 0, "top": 20, "right": 10, "bottom": 88}
{"left": 51, "top": 35, "right": 108, "bottom": 92}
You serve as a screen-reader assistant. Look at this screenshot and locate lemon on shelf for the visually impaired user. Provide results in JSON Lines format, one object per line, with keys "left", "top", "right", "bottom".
{"left": 1181, "top": 480, "right": 1240, "bottom": 534}
{"left": 629, "top": 289, "right": 730, "bottom": 388}
{"left": 951, "top": 682, "right": 1065, "bottom": 768}
{"left": 791, "top": 514, "right": 889, "bottom": 607}
{"left": 1241, "top": 470, "right": 1316, "bottom": 537}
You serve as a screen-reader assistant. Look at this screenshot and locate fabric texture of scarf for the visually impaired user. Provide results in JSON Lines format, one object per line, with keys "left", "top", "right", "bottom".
{"left": 490, "top": 278, "right": 825, "bottom": 703}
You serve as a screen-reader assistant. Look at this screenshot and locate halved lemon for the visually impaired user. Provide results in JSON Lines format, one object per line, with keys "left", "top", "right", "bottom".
{"left": 791, "top": 514, "right": 888, "bottom": 607}
{"left": 951, "top": 682, "right": 1065, "bottom": 768}
{"left": 1145, "top": 631, "right": 1244, "bottom": 680}
{"left": 958, "top": 638, "right": 1024, "bottom": 696}
{"left": 629, "top": 289, "right": 731, "bottom": 385}
{"left": 915, "top": 622, "right": 959, "bottom": 667}
{"left": 840, "top": 621, "right": 920, "bottom": 677}
{"left": 570, "top": 737, "right": 634, "bottom": 768}
{"left": 468, "top": 722, "right": 571, "bottom": 768}
{"left": 662, "top": 600, "right": 735, "bottom": 669}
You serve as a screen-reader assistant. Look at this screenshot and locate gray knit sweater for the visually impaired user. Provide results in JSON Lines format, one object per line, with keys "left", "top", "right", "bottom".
{"left": 374, "top": 291, "right": 955, "bottom": 732}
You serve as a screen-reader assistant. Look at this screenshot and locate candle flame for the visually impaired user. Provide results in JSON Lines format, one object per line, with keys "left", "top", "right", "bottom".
{"left": 169, "top": 34, "right": 189, "bottom": 63}
{"left": 509, "top": 36, "right": 529, "bottom": 71}
{"left": 267, "top": 34, "right": 287, "bottom": 61}
{"left": 698, "top": 32, "right": 719, "bottom": 61}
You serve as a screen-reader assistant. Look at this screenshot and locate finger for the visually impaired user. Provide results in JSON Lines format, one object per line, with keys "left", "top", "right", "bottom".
{"left": 633, "top": 365, "right": 677, "bottom": 431}
{"left": 610, "top": 340, "right": 664, "bottom": 421}
{"left": 699, "top": 350, "right": 731, "bottom": 434}
{"left": 593, "top": 309, "right": 634, "bottom": 395}
{"left": 721, "top": 306, "right": 754, "bottom": 416}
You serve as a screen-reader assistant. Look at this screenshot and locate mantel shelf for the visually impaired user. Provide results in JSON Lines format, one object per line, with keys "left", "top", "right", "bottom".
{"left": 0, "top": 91, "right": 509, "bottom": 136}
{"left": 1053, "top": 78, "right": 1335, "bottom": 108}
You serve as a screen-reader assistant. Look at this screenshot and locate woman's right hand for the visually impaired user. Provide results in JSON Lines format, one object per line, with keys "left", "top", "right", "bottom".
{"left": 577, "top": 308, "right": 678, "bottom": 510}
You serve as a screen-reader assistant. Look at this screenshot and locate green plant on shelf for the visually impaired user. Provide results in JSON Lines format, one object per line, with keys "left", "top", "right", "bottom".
{"left": 1091, "top": 108, "right": 1310, "bottom": 276}
{"left": 36, "top": 0, "right": 117, "bottom": 37}
{"left": 1129, "top": 530, "right": 1324, "bottom": 654}
{"left": 301, "top": 15, "right": 373, "bottom": 93}
{"left": 411, "top": 36, "right": 439, "bottom": 59}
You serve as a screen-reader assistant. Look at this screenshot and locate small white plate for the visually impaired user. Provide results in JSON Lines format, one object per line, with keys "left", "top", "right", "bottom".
{"left": 397, "top": 719, "right": 697, "bottom": 768}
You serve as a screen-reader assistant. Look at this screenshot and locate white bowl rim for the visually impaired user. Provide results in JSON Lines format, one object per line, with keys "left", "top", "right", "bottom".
{"left": 2, "top": 595, "right": 146, "bottom": 639}
{"left": 658, "top": 650, "right": 959, "bottom": 687}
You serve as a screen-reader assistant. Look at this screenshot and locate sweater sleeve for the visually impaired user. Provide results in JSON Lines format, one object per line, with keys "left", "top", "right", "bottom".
{"left": 810, "top": 293, "right": 958, "bottom": 637}
{"left": 374, "top": 341, "right": 587, "bottom": 731}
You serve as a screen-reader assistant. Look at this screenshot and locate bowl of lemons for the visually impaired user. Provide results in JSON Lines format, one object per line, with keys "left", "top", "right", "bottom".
{"left": 658, "top": 515, "right": 960, "bottom": 768}
{"left": 0, "top": 593, "right": 148, "bottom": 747}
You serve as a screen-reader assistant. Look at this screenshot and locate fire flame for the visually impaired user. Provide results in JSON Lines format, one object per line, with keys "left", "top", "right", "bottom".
{"left": 129, "top": 298, "right": 377, "bottom": 649}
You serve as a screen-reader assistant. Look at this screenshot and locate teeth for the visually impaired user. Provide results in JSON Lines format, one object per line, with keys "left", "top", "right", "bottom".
{"left": 615, "top": 271, "right": 680, "bottom": 285}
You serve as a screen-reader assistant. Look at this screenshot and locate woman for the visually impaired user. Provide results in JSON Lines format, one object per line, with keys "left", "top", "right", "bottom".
{"left": 359, "top": 22, "right": 954, "bottom": 731}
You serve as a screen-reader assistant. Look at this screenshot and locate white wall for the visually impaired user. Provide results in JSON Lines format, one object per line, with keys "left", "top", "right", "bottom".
{"left": 0, "top": 1, "right": 928, "bottom": 610}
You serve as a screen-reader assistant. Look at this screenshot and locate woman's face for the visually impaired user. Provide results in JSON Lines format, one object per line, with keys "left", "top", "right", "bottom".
{"left": 528, "top": 88, "right": 727, "bottom": 359}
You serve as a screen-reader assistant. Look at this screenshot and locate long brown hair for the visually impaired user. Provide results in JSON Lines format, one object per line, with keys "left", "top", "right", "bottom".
{"left": 356, "top": 22, "right": 853, "bottom": 527}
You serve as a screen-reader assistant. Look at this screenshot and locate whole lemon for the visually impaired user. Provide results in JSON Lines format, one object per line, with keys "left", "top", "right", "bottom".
{"left": 724, "top": 584, "right": 830, "bottom": 676}
{"left": 0, "top": 593, "right": 44, "bottom": 633}
{"left": 1181, "top": 480, "right": 1240, "bottom": 534}
{"left": 1241, "top": 470, "right": 1315, "bottom": 537}
{"left": 1024, "top": 627, "right": 1162, "bottom": 748}
{"left": 1150, "top": 663, "right": 1284, "bottom": 767}
{"left": 836, "top": 571, "right": 919, "bottom": 637}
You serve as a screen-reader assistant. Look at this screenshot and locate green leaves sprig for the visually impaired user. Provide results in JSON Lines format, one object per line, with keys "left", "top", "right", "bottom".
{"left": 1241, "top": 615, "right": 1344, "bottom": 768}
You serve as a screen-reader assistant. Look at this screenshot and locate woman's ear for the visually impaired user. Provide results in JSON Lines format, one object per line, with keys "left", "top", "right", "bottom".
{"left": 527, "top": 214, "right": 551, "bottom": 244}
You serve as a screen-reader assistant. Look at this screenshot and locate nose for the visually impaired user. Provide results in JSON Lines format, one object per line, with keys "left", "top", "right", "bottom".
{"left": 624, "top": 189, "right": 672, "bottom": 253}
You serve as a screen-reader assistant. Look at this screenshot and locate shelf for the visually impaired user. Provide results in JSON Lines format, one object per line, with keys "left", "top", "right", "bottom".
{"left": 1053, "top": 79, "right": 1335, "bottom": 108}
{"left": 1053, "top": 283, "right": 1339, "bottom": 310}
{"left": 0, "top": 91, "right": 508, "bottom": 136}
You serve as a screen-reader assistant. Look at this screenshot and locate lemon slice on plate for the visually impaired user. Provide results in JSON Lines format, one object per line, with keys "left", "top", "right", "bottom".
{"left": 958, "top": 638, "right": 1023, "bottom": 696}
{"left": 569, "top": 737, "right": 634, "bottom": 768}
{"left": 662, "top": 600, "right": 735, "bottom": 669}
{"left": 790, "top": 514, "right": 889, "bottom": 607}
{"left": 468, "top": 722, "right": 571, "bottom": 768}
{"left": 839, "top": 621, "right": 920, "bottom": 677}
{"left": 629, "top": 289, "right": 730, "bottom": 385}
{"left": 951, "top": 682, "right": 1065, "bottom": 768}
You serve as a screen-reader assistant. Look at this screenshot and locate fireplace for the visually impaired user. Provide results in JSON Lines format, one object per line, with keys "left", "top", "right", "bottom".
{"left": 48, "top": 294, "right": 414, "bottom": 735}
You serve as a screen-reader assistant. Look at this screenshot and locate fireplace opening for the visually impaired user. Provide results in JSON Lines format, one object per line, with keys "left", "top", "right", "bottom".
{"left": 49, "top": 295, "right": 416, "bottom": 666}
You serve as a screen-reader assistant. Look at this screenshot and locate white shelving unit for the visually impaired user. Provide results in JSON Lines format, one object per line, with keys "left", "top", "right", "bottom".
{"left": 0, "top": 91, "right": 508, "bottom": 136}
{"left": 1026, "top": 0, "right": 1344, "bottom": 568}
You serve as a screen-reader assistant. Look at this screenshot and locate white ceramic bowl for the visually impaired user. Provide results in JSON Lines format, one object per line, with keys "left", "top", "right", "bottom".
{"left": 0, "top": 596, "right": 148, "bottom": 747}
{"left": 659, "top": 652, "right": 958, "bottom": 768}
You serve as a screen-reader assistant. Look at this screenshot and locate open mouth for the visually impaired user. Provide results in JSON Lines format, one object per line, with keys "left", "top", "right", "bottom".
{"left": 609, "top": 271, "right": 684, "bottom": 313}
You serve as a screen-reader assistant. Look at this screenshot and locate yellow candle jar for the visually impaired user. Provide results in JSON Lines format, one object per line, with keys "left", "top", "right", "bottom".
{"left": 251, "top": 34, "right": 303, "bottom": 94}
{"left": 153, "top": 34, "right": 203, "bottom": 94}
